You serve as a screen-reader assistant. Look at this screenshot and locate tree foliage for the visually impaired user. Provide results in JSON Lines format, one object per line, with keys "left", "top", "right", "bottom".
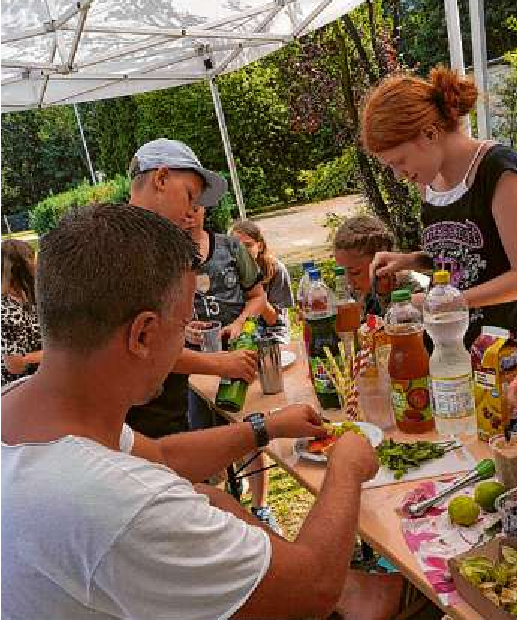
{"left": 2, "top": 0, "right": 517, "bottom": 228}
{"left": 279, "top": 1, "right": 423, "bottom": 248}
{"left": 398, "top": 0, "right": 517, "bottom": 74}
{"left": 1, "top": 104, "right": 97, "bottom": 215}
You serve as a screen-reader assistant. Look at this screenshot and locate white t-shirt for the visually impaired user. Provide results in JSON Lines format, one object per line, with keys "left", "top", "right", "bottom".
{"left": 2, "top": 425, "right": 271, "bottom": 619}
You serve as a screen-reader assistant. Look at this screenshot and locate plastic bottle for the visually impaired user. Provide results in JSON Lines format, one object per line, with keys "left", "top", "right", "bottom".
{"left": 334, "top": 266, "right": 361, "bottom": 358}
{"left": 385, "top": 289, "right": 434, "bottom": 434}
{"left": 215, "top": 319, "right": 257, "bottom": 412}
{"left": 296, "top": 261, "right": 315, "bottom": 315}
{"left": 424, "top": 270, "right": 476, "bottom": 436}
{"left": 296, "top": 261, "right": 315, "bottom": 357}
{"left": 306, "top": 269, "right": 340, "bottom": 409}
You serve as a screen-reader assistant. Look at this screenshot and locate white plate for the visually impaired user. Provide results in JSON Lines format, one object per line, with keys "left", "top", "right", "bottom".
{"left": 281, "top": 349, "right": 296, "bottom": 369}
{"left": 294, "top": 422, "right": 384, "bottom": 463}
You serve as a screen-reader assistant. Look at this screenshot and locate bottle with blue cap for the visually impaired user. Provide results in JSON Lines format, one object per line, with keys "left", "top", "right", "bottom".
{"left": 306, "top": 269, "right": 340, "bottom": 409}
{"left": 296, "top": 261, "right": 315, "bottom": 316}
{"left": 296, "top": 261, "right": 315, "bottom": 357}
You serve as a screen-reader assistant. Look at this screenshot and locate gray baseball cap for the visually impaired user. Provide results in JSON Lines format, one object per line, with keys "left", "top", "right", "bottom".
{"left": 129, "top": 138, "right": 228, "bottom": 207}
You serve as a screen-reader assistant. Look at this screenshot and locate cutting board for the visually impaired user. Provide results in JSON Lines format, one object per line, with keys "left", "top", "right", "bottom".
{"left": 363, "top": 445, "right": 476, "bottom": 489}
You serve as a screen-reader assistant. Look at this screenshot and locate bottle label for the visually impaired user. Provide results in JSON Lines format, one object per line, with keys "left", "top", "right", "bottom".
{"left": 431, "top": 374, "right": 475, "bottom": 419}
{"left": 391, "top": 377, "right": 432, "bottom": 423}
{"left": 309, "top": 356, "right": 339, "bottom": 396}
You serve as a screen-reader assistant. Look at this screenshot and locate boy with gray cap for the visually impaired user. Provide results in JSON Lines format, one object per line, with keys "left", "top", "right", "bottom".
{"left": 126, "top": 139, "right": 264, "bottom": 437}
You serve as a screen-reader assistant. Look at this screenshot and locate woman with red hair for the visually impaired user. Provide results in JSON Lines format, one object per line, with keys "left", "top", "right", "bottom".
{"left": 362, "top": 67, "right": 517, "bottom": 347}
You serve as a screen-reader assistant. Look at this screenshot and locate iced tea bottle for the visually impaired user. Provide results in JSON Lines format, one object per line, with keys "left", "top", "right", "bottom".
{"left": 334, "top": 266, "right": 361, "bottom": 358}
{"left": 385, "top": 289, "right": 434, "bottom": 434}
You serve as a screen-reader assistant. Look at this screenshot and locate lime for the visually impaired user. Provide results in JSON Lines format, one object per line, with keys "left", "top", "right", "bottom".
{"left": 474, "top": 481, "right": 505, "bottom": 512}
{"left": 448, "top": 496, "right": 480, "bottom": 527}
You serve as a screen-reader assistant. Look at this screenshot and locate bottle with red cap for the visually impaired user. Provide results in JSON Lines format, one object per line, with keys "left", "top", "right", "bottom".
{"left": 306, "top": 269, "right": 340, "bottom": 409}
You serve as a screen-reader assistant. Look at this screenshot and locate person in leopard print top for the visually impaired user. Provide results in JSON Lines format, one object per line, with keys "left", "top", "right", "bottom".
{"left": 1, "top": 240, "right": 42, "bottom": 386}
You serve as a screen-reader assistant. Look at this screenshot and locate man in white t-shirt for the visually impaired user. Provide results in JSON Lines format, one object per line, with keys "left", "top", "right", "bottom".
{"left": 2, "top": 203, "right": 402, "bottom": 620}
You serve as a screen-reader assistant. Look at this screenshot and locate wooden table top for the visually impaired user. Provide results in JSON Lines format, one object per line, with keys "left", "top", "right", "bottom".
{"left": 189, "top": 344, "right": 492, "bottom": 620}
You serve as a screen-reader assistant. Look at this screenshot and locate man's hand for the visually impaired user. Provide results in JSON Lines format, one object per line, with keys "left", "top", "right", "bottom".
{"left": 329, "top": 432, "right": 379, "bottom": 483}
{"left": 219, "top": 349, "right": 257, "bottom": 383}
{"left": 221, "top": 319, "right": 245, "bottom": 341}
{"left": 266, "top": 404, "right": 328, "bottom": 440}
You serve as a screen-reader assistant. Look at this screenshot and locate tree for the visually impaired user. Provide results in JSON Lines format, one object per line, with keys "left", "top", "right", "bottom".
{"left": 1, "top": 105, "right": 95, "bottom": 215}
{"left": 494, "top": 18, "right": 517, "bottom": 147}
{"left": 398, "top": 0, "right": 517, "bottom": 75}
{"left": 89, "top": 96, "right": 138, "bottom": 178}
{"left": 1, "top": 112, "right": 43, "bottom": 214}
{"left": 279, "top": 0, "right": 422, "bottom": 249}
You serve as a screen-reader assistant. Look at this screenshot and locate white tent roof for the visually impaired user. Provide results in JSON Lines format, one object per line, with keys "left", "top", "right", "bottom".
{"left": 1, "top": 1, "right": 364, "bottom": 112}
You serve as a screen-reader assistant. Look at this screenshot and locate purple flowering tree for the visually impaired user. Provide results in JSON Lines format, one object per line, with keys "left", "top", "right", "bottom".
{"left": 279, "top": 0, "right": 422, "bottom": 250}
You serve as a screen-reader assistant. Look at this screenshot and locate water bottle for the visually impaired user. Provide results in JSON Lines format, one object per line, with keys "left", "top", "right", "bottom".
{"left": 296, "top": 261, "right": 315, "bottom": 316}
{"left": 424, "top": 270, "right": 476, "bottom": 436}
{"left": 297, "top": 261, "right": 315, "bottom": 357}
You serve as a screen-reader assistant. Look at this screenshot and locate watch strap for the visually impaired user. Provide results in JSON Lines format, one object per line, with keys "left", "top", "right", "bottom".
{"left": 244, "top": 412, "right": 269, "bottom": 448}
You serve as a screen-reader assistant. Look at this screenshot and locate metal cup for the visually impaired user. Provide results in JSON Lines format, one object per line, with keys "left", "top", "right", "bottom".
{"left": 199, "top": 321, "right": 222, "bottom": 352}
{"left": 257, "top": 336, "right": 284, "bottom": 395}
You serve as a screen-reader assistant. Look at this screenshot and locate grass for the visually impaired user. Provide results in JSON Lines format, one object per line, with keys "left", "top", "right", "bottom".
{"left": 241, "top": 464, "right": 443, "bottom": 619}
{"left": 242, "top": 460, "right": 315, "bottom": 541}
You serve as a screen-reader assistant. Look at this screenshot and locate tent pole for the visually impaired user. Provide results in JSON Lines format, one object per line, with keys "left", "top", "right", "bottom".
{"left": 469, "top": 0, "right": 490, "bottom": 139}
{"left": 444, "top": 0, "right": 471, "bottom": 136}
{"left": 208, "top": 76, "right": 246, "bottom": 220}
{"left": 73, "top": 103, "right": 97, "bottom": 184}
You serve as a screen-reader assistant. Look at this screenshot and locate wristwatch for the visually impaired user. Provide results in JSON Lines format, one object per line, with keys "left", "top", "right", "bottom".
{"left": 243, "top": 412, "right": 270, "bottom": 448}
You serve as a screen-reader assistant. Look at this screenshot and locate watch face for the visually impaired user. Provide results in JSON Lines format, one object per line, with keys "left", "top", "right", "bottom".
{"left": 245, "top": 413, "right": 263, "bottom": 422}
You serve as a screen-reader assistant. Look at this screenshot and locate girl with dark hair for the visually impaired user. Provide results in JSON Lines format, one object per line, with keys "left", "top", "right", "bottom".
{"left": 1, "top": 239, "right": 42, "bottom": 385}
{"left": 363, "top": 66, "right": 517, "bottom": 347}
{"left": 230, "top": 220, "right": 294, "bottom": 343}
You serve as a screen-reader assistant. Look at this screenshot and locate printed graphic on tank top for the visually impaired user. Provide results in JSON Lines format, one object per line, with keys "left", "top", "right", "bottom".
{"left": 421, "top": 144, "right": 517, "bottom": 348}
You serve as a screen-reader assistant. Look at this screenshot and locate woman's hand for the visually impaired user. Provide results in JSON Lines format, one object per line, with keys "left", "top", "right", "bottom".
{"left": 369, "top": 251, "right": 413, "bottom": 281}
{"left": 411, "top": 293, "right": 425, "bottom": 309}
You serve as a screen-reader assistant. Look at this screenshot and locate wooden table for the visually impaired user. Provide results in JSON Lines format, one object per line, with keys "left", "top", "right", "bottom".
{"left": 190, "top": 344, "right": 491, "bottom": 620}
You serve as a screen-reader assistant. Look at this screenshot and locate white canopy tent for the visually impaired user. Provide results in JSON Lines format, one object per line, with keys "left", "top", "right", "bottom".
{"left": 2, "top": 0, "right": 367, "bottom": 218}
{"left": 1, "top": 0, "right": 491, "bottom": 218}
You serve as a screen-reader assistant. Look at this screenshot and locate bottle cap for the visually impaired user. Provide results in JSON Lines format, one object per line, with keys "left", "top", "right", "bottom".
{"left": 334, "top": 266, "right": 345, "bottom": 276}
{"left": 391, "top": 289, "right": 411, "bottom": 303}
{"left": 308, "top": 269, "right": 320, "bottom": 281}
{"left": 302, "top": 261, "right": 315, "bottom": 271}
{"left": 433, "top": 270, "right": 450, "bottom": 285}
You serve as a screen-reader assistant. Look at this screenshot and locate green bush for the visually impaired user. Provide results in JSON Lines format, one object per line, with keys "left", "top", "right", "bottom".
{"left": 30, "top": 175, "right": 130, "bottom": 235}
{"left": 205, "top": 174, "right": 238, "bottom": 233}
{"left": 298, "top": 148, "right": 359, "bottom": 203}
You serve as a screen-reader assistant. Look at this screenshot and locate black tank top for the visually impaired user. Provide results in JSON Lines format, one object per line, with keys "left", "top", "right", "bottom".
{"left": 421, "top": 144, "right": 517, "bottom": 348}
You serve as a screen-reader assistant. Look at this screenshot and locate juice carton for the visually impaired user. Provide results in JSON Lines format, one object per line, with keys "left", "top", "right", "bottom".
{"left": 471, "top": 327, "right": 517, "bottom": 441}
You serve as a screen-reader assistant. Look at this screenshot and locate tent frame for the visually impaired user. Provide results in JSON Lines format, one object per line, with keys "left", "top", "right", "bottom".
{"left": 444, "top": 0, "right": 491, "bottom": 140}
{"left": 2, "top": 0, "right": 493, "bottom": 218}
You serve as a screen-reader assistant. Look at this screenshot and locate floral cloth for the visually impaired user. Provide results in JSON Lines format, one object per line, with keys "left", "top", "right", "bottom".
{"left": 399, "top": 478, "right": 501, "bottom": 606}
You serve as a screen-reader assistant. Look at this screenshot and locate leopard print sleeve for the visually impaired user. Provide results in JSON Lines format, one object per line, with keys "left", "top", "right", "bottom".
{"left": 2, "top": 297, "right": 30, "bottom": 356}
